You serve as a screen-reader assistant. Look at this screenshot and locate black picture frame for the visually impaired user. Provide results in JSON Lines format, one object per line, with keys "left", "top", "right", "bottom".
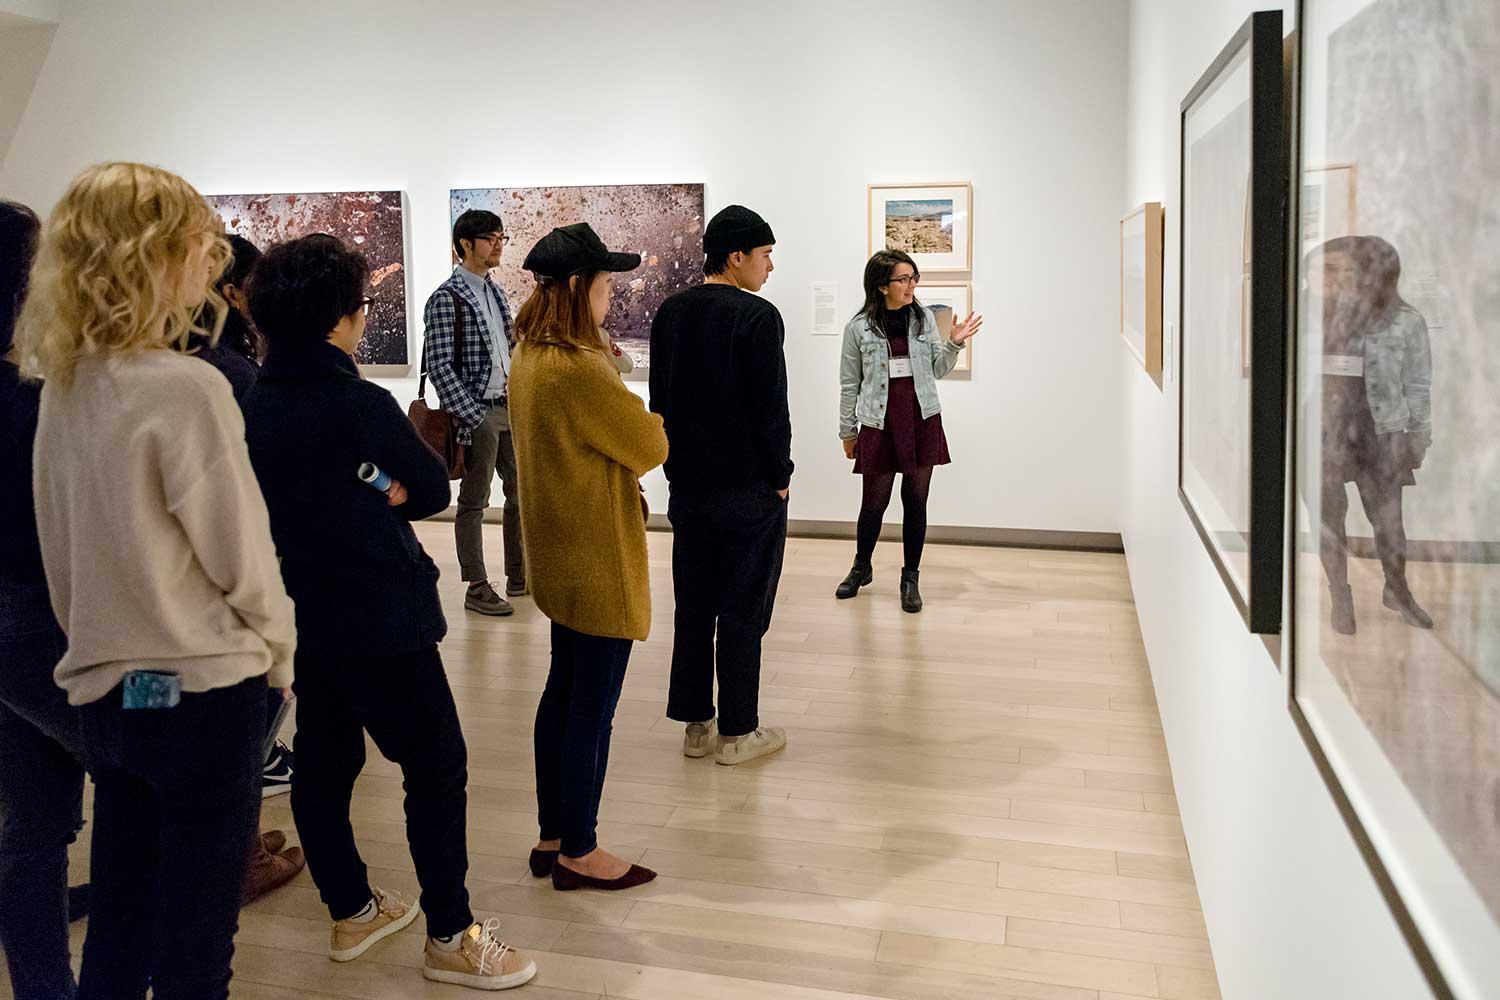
{"left": 1176, "top": 10, "right": 1289, "bottom": 636}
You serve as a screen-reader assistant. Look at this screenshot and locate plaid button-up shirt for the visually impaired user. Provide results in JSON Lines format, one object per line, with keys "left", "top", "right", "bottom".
{"left": 421, "top": 268, "right": 516, "bottom": 444}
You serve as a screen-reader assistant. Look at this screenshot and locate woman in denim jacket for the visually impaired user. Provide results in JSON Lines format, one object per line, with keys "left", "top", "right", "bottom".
{"left": 1308, "top": 235, "right": 1434, "bottom": 635}
{"left": 835, "top": 250, "right": 982, "bottom": 612}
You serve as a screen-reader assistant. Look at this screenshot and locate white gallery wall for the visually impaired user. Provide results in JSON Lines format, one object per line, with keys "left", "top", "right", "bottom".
{"left": 0, "top": 0, "right": 1129, "bottom": 535}
{"left": 1120, "top": 1, "right": 1433, "bottom": 998}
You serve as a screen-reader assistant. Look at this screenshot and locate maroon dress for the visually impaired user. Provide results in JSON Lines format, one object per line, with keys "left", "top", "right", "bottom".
{"left": 854, "top": 307, "right": 952, "bottom": 476}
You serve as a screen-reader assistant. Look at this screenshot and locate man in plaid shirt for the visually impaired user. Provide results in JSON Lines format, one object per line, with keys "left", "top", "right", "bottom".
{"left": 422, "top": 209, "right": 526, "bottom": 616}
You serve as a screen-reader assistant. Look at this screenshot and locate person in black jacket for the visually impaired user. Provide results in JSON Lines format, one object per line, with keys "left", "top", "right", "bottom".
{"left": 649, "top": 205, "right": 793, "bottom": 766}
{"left": 0, "top": 198, "right": 90, "bottom": 1000}
{"left": 243, "top": 234, "right": 535, "bottom": 991}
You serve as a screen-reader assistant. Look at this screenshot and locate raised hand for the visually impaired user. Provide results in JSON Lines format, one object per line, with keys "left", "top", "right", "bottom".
{"left": 950, "top": 311, "right": 984, "bottom": 344}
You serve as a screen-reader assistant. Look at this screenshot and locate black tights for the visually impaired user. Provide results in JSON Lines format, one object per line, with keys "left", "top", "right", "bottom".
{"left": 855, "top": 467, "right": 934, "bottom": 570}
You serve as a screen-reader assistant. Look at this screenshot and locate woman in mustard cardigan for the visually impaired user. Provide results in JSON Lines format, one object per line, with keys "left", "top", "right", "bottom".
{"left": 508, "top": 224, "right": 669, "bottom": 892}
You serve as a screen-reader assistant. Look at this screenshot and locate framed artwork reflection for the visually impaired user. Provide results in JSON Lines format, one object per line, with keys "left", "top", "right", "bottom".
{"left": 1176, "top": 10, "right": 1288, "bottom": 636}
{"left": 1288, "top": 2, "right": 1500, "bottom": 997}
{"left": 920, "top": 281, "right": 973, "bottom": 375}
{"left": 1120, "top": 202, "right": 1164, "bottom": 386}
{"left": 869, "top": 182, "right": 973, "bottom": 272}
{"left": 209, "top": 190, "right": 410, "bottom": 373}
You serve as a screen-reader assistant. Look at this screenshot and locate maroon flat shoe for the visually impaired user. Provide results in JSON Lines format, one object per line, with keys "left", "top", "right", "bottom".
{"left": 528, "top": 848, "right": 559, "bottom": 878}
{"left": 552, "top": 862, "right": 657, "bottom": 892}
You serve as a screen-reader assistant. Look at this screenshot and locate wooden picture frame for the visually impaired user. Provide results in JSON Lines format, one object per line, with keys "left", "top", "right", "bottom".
{"left": 1120, "top": 202, "right": 1164, "bottom": 387}
{"left": 868, "top": 182, "right": 973, "bottom": 272}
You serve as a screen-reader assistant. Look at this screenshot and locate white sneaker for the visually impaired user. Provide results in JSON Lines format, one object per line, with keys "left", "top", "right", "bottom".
{"left": 423, "top": 919, "right": 537, "bottom": 991}
{"left": 329, "top": 887, "right": 418, "bottom": 962}
{"left": 683, "top": 719, "right": 719, "bottom": 758}
{"left": 714, "top": 726, "right": 787, "bottom": 766}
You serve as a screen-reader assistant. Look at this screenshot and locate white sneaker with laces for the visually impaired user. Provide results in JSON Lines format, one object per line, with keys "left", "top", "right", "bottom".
{"left": 329, "top": 887, "right": 418, "bottom": 962}
{"left": 683, "top": 719, "right": 719, "bottom": 758}
{"left": 714, "top": 726, "right": 787, "bottom": 766}
{"left": 423, "top": 918, "right": 538, "bottom": 990}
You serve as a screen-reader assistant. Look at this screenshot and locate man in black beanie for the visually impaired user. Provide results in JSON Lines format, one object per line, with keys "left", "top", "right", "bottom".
{"left": 649, "top": 204, "right": 792, "bottom": 766}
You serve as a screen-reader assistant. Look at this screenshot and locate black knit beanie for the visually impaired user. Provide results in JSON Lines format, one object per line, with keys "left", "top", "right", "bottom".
{"left": 704, "top": 205, "right": 776, "bottom": 254}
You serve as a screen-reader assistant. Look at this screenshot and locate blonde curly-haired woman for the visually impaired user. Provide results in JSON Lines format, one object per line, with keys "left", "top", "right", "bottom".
{"left": 16, "top": 162, "right": 296, "bottom": 1000}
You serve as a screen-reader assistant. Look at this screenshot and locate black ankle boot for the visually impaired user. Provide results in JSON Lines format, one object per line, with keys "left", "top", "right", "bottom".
{"left": 835, "top": 558, "right": 873, "bottom": 599}
{"left": 1383, "top": 583, "right": 1434, "bottom": 629}
{"left": 1329, "top": 584, "right": 1356, "bottom": 635}
{"left": 900, "top": 568, "right": 923, "bottom": 614}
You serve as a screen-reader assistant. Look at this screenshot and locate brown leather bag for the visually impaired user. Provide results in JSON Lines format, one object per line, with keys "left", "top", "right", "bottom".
{"left": 407, "top": 290, "right": 468, "bottom": 480}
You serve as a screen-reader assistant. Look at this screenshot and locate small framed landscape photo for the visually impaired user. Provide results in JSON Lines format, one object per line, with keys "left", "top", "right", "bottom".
{"left": 869, "top": 182, "right": 972, "bottom": 272}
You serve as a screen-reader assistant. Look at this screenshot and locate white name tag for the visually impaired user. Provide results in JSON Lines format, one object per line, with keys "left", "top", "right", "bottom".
{"left": 1324, "top": 354, "right": 1364, "bottom": 377}
{"left": 888, "top": 357, "right": 914, "bottom": 378}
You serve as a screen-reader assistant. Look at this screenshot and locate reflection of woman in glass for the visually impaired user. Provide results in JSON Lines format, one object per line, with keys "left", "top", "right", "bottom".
{"left": 1310, "top": 236, "right": 1433, "bottom": 635}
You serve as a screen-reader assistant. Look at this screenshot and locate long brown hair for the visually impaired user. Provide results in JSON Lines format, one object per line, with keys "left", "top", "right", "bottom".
{"left": 857, "top": 249, "right": 921, "bottom": 338}
{"left": 513, "top": 271, "right": 606, "bottom": 352}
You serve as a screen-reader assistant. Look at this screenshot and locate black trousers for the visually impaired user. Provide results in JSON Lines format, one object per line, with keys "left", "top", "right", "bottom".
{"left": 1318, "top": 472, "right": 1410, "bottom": 594}
{"left": 291, "top": 645, "right": 473, "bottom": 939}
{"left": 77, "top": 675, "right": 266, "bottom": 1000}
{"left": 534, "top": 622, "right": 633, "bottom": 858}
{"left": 666, "top": 484, "right": 788, "bottom": 738}
{"left": 0, "top": 589, "right": 83, "bottom": 1000}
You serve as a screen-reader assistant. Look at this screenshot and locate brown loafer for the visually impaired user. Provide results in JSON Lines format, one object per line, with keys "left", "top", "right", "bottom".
{"left": 260, "top": 830, "right": 288, "bottom": 855}
{"left": 242, "top": 845, "right": 305, "bottom": 904}
{"left": 552, "top": 862, "right": 656, "bottom": 892}
{"left": 528, "top": 848, "right": 559, "bottom": 878}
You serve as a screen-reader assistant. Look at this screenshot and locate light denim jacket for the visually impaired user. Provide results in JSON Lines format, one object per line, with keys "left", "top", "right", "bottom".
{"left": 839, "top": 306, "right": 962, "bottom": 439}
{"left": 1361, "top": 304, "right": 1432, "bottom": 441}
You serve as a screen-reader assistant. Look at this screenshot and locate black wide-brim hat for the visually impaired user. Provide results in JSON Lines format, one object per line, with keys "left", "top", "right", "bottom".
{"left": 523, "top": 222, "right": 641, "bottom": 280}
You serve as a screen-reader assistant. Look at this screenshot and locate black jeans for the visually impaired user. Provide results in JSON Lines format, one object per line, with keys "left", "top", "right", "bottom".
{"left": 0, "top": 585, "right": 83, "bottom": 1000}
{"left": 1318, "top": 472, "right": 1410, "bottom": 594}
{"left": 534, "top": 622, "right": 633, "bottom": 858}
{"left": 291, "top": 645, "right": 473, "bottom": 938}
{"left": 77, "top": 674, "right": 266, "bottom": 1000}
{"left": 666, "top": 485, "right": 788, "bottom": 738}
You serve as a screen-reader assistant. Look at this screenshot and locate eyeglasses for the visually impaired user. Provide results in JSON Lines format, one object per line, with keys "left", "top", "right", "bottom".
{"left": 887, "top": 274, "right": 920, "bottom": 287}
{"left": 358, "top": 297, "right": 376, "bottom": 316}
{"left": 478, "top": 232, "right": 510, "bottom": 246}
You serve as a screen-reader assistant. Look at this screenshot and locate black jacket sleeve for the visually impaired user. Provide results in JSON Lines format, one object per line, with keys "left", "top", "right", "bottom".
{"left": 745, "top": 308, "right": 795, "bottom": 490}
{"left": 359, "top": 387, "right": 452, "bottom": 521}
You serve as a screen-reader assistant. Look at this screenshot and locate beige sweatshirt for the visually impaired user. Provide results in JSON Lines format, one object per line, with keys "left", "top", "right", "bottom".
{"left": 33, "top": 350, "right": 296, "bottom": 706}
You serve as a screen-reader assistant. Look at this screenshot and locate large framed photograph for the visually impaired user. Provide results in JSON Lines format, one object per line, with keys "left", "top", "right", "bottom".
{"left": 1288, "top": 2, "right": 1500, "bottom": 997}
{"left": 450, "top": 184, "right": 705, "bottom": 380}
{"left": 1120, "top": 202, "right": 1164, "bottom": 386}
{"left": 1176, "top": 10, "right": 1288, "bottom": 635}
{"left": 919, "top": 281, "right": 973, "bottom": 376}
{"left": 868, "top": 182, "right": 972, "bottom": 272}
{"left": 209, "top": 190, "right": 409, "bottom": 373}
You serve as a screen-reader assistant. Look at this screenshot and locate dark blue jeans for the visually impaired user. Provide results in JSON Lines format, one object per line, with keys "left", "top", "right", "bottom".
{"left": 534, "top": 622, "right": 633, "bottom": 858}
{"left": 0, "top": 584, "right": 83, "bottom": 1000}
{"left": 77, "top": 675, "right": 265, "bottom": 1000}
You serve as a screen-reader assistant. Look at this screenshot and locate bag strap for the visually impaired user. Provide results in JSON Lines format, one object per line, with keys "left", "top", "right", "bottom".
{"left": 417, "top": 284, "right": 470, "bottom": 401}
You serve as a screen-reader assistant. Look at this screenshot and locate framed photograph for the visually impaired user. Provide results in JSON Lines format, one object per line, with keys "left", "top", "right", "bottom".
{"left": 450, "top": 184, "right": 705, "bottom": 380}
{"left": 1176, "top": 10, "right": 1288, "bottom": 635}
{"left": 1287, "top": 2, "right": 1500, "bottom": 998}
{"left": 1300, "top": 162, "right": 1358, "bottom": 251}
{"left": 868, "top": 182, "right": 972, "bottom": 272}
{"left": 920, "top": 281, "right": 973, "bottom": 375}
{"left": 209, "top": 190, "right": 410, "bottom": 373}
{"left": 1120, "top": 202, "right": 1164, "bottom": 386}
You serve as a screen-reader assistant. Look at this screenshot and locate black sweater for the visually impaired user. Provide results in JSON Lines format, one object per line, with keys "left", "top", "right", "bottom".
{"left": 648, "top": 283, "right": 794, "bottom": 493}
{"left": 0, "top": 360, "right": 47, "bottom": 592}
{"left": 244, "top": 341, "right": 450, "bottom": 658}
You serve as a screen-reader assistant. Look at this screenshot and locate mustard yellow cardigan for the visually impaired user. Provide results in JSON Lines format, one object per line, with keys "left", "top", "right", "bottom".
{"left": 507, "top": 342, "right": 668, "bottom": 641}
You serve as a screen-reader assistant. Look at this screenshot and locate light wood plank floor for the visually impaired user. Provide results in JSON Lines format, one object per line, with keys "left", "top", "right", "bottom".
{"left": 2, "top": 524, "right": 1220, "bottom": 1000}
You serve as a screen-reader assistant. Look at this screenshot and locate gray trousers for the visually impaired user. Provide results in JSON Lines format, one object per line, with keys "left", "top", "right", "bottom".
{"left": 456, "top": 403, "right": 525, "bottom": 584}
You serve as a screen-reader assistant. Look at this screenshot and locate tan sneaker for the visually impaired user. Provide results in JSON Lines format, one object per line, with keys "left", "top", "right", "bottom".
{"left": 715, "top": 726, "right": 787, "bottom": 766}
{"left": 683, "top": 719, "right": 718, "bottom": 758}
{"left": 423, "top": 919, "right": 538, "bottom": 990}
{"left": 329, "top": 887, "right": 419, "bottom": 962}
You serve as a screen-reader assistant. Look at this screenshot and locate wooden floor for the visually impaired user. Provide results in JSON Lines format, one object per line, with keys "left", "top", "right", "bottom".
{"left": 5, "top": 524, "right": 1221, "bottom": 1000}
